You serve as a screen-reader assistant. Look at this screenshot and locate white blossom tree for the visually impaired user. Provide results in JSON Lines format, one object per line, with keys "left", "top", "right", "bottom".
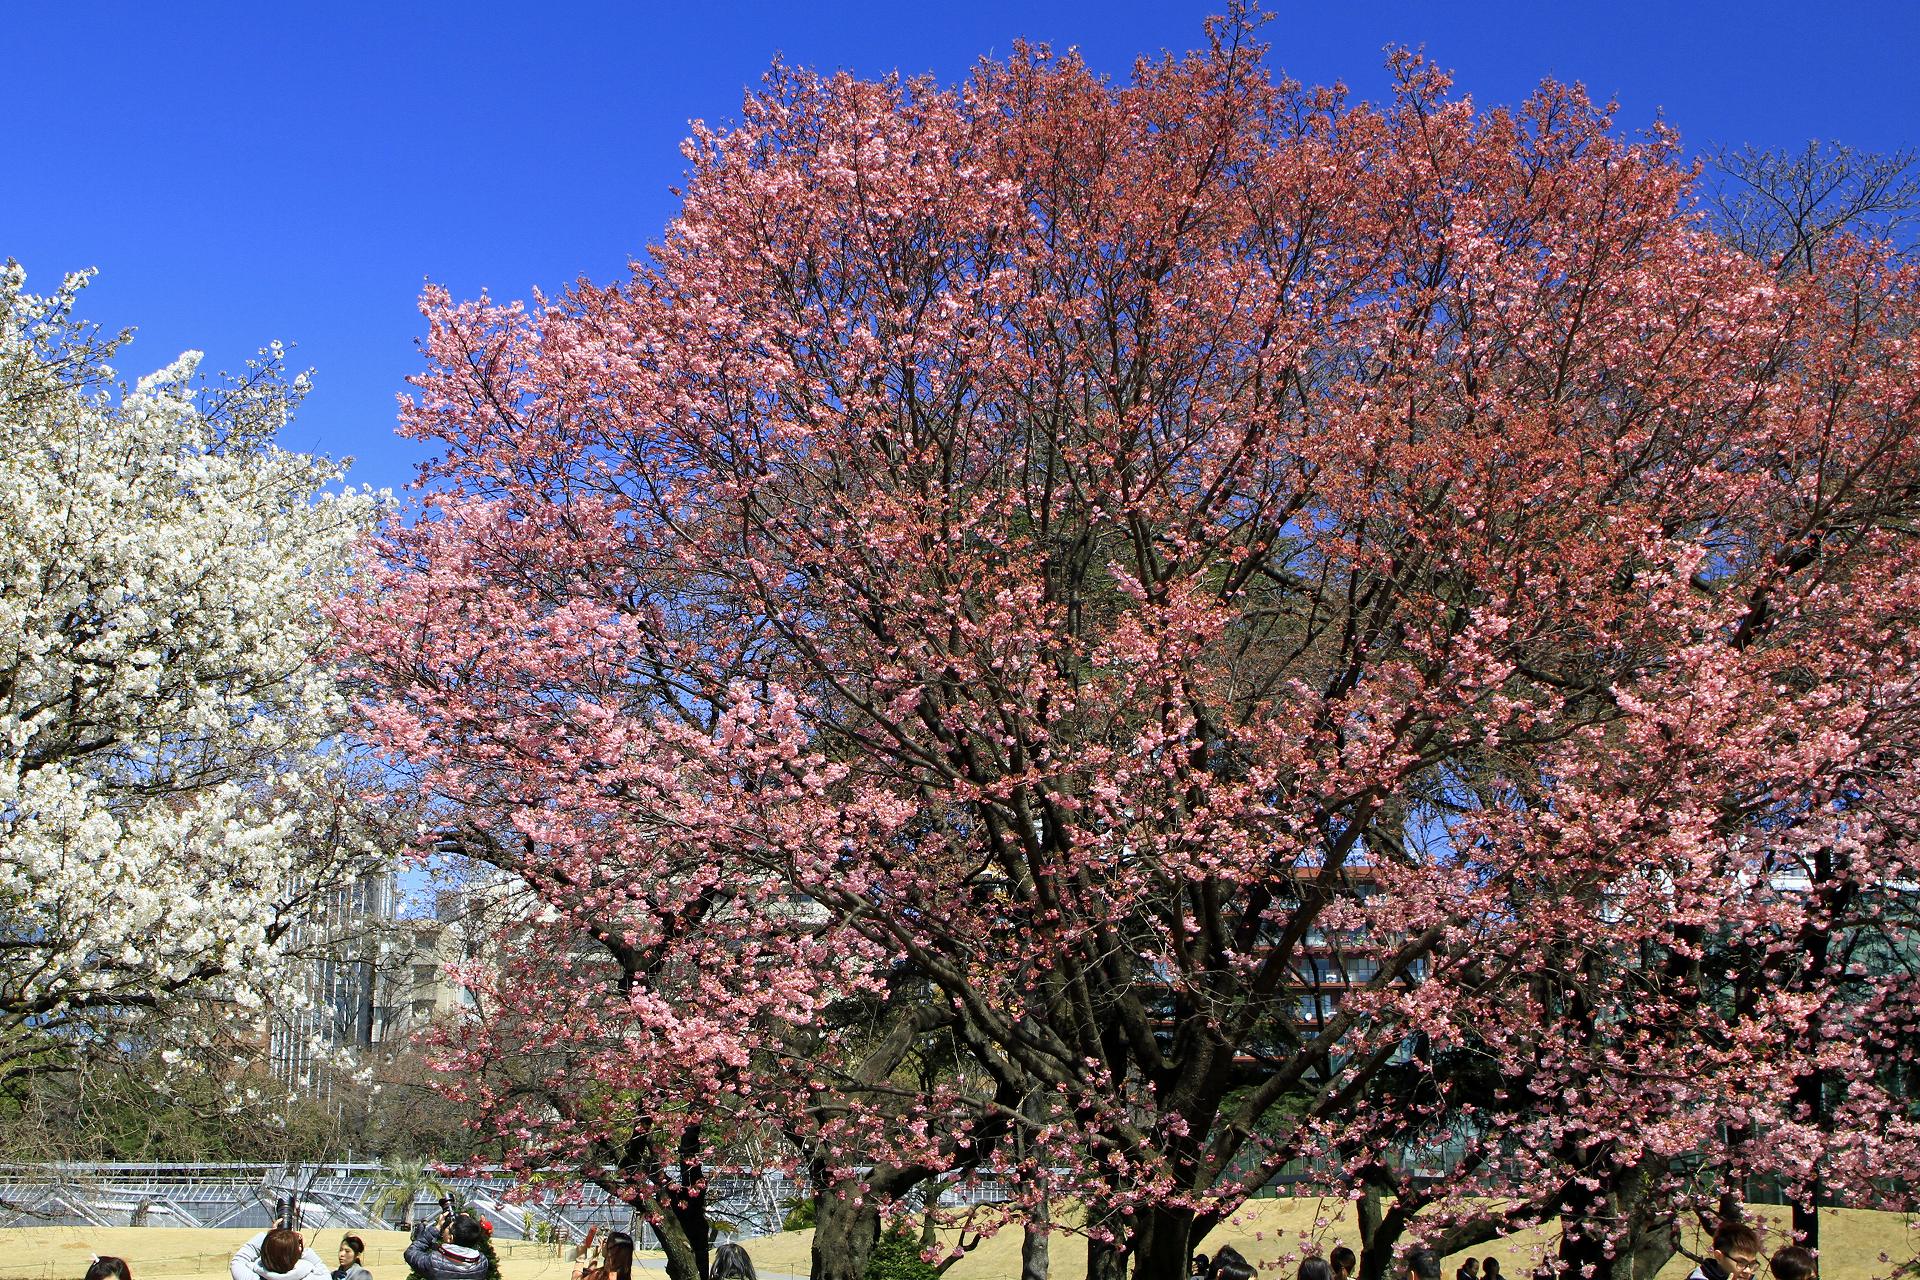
{"left": 0, "top": 262, "right": 382, "bottom": 1096}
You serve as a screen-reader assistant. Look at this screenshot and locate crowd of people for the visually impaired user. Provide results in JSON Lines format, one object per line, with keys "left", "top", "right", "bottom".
{"left": 1183, "top": 1224, "right": 1822, "bottom": 1280}
{"left": 68, "top": 1208, "right": 763, "bottom": 1280}
{"left": 68, "top": 1218, "right": 1818, "bottom": 1280}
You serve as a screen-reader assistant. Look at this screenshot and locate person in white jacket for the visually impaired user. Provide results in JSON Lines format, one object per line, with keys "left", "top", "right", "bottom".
{"left": 231, "top": 1227, "right": 332, "bottom": 1280}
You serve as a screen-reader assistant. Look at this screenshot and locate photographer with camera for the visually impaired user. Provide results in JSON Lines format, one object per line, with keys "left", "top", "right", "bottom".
{"left": 403, "top": 1199, "right": 495, "bottom": 1280}
{"left": 230, "top": 1207, "right": 329, "bottom": 1280}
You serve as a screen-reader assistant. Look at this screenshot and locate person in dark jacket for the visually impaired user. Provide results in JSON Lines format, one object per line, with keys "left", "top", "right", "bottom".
{"left": 405, "top": 1211, "right": 492, "bottom": 1280}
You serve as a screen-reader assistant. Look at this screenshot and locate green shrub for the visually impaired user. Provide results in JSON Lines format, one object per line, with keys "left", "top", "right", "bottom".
{"left": 864, "top": 1223, "right": 938, "bottom": 1280}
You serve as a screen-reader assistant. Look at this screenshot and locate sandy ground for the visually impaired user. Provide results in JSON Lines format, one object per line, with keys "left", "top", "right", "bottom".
{"left": 3, "top": 1203, "right": 1914, "bottom": 1280}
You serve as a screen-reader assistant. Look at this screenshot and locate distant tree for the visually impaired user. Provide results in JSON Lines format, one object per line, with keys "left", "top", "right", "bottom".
{"left": 368, "top": 1155, "right": 451, "bottom": 1228}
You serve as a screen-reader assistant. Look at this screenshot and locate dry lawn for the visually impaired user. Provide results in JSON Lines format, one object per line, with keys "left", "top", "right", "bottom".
{"left": 2, "top": 1203, "right": 1913, "bottom": 1280}
{"left": 742, "top": 1201, "right": 1919, "bottom": 1280}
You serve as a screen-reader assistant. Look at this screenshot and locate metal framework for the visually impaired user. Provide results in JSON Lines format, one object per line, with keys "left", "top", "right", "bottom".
{"left": 0, "top": 1162, "right": 828, "bottom": 1242}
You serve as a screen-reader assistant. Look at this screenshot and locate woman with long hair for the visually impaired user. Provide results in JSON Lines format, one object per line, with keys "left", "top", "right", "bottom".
{"left": 574, "top": 1231, "right": 635, "bottom": 1280}
{"left": 712, "top": 1243, "right": 757, "bottom": 1280}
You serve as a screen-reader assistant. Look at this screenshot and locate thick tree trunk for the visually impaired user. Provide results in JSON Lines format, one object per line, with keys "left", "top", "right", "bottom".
{"left": 812, "top": 1183, "right": 885, "bottom": 1280}
{"left": 1014, "top": 1089, "right": 1051, "bottom": 1280}
{"left": 1085, "top": 1198, "right": 1132, "bottom": 1280}
{"left": 1132, "top": 1204, "right": 1196, "bottom": 1280}
{"left": 921, "top": 1193, "right": 941, "bottom": 1253}
{"left": 645, "top": 1191, "right": 704, "bottom": 1280}
{"left": 1555, "top": 1154, "right": 1615, "bottom": 1280}
{"left": 1789, "top": 847, "right": 1835, "bottom": 1256}
{"left": 1792, "top": 1203, "right": 1818, "bottom": 1255}
{"left": 1021, "top": 1190, "right": 1051, "bottom": 1280}
{"left": 1557, "top": 1158, "right": 1674, "bottom": 1280}
{"left": 676, "top": 1125, "right": 713, "bottom": 1280}
{"left": 1357, "top": 1178, "right": 1415, "bottom": 1280}
{"left": 1087, "top": 1236, "right": 1130, "bottom": 1280}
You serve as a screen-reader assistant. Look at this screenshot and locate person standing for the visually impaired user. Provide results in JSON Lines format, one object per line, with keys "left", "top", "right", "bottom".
{"left": 1330, "top": 1246, "right": 1357, "bottom": 1280}
{"left": 1459, "top": 1258, "right": 1481, "bottom": 1280}
{"left": 333, "top": 1236, "right": 373, "bottom": 1280}
{"left": 1686, "top": 1223, "right": 1763, "bottom": 1280}
{"left": 85, "top": 1261, "right": 134, "bottom": 1280}
{"left": 573, "top": 1231, "right": 635, "bottom": 1280}
{"left": 405, "top": 1211, "right": 493, "bottom": 1280}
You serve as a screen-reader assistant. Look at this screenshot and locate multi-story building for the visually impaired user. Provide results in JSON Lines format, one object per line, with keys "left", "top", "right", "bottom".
{"left": 268, "top": 872, "right": 483, "bottom": 1102}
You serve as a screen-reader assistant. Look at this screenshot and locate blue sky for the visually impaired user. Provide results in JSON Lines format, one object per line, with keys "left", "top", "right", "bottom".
{"left": 8, "top": 1, "right": 1916, "bottom": 497}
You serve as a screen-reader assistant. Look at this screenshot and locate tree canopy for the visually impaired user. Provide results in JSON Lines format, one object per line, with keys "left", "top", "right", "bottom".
{"left": 0, "top": 264, "right": 382, "bottom": 1102}
{"left": 343, "top": 20, "right": 1920, "bottom": 1280}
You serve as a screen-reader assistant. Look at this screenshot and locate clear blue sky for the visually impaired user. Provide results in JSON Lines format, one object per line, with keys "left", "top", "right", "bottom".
{"left": 8, "top": 1, "right": 1916, "bottom": 496}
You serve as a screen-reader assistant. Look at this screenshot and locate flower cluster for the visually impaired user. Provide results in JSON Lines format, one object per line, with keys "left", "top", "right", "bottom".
{"left": 0, "top": 263, "right": 382, "bottom": 1085}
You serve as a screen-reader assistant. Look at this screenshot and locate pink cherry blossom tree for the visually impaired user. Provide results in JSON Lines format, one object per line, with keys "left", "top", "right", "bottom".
{"left": 341, "top": 15, "right": 1920, "bottom": 1280}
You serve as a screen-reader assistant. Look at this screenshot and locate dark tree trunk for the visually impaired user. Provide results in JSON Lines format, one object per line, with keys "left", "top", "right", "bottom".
{"left": 921, "top": 1192, "right": 941, "bottom": 1253}
{"left": 1357, "top": 1177, "right": 1415, "bottom": 1280}
{"left": 1021, "top": 1189, "right": 1051, "bottom": 1280}
{"left": 676, "top": 1124, "right": 712, "bottom": 1280}
{"left": 1788, "top": 847, "right": 1838, "bottom": 1256}
{"left": 1132, "top": 1204, "right": 1196, "bottom": 1280}
{"left": 641, "top": 1190, "right": 703, "bottom": 1280}
{"left": 812, "top": 1180, "right": 885, "bottom": 1280}
{"left": 1557, "top": 1158, "right": 1675, "bottom": 1280}
{"left": 1792, "top": 1203, "right": 1819, "bottom": 1254}
{"left": 808, "top": 1159, "right": 937, "bottom": 1280}
{"left": 1555, "top": 1150, "right": 1615, "bottom": 1280}
{"left": 655, "top": 1215, "right": 702, "bottom": 1280}
{"left": 1087, "top": 1235, "right": 1130, "bottom": 1280}
{"left": 1085, "top": 1198, "right": 1132, "bottom": 1280}
{"left": 1015, "top": 1090, "right": 1051, "bottom": 1280}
